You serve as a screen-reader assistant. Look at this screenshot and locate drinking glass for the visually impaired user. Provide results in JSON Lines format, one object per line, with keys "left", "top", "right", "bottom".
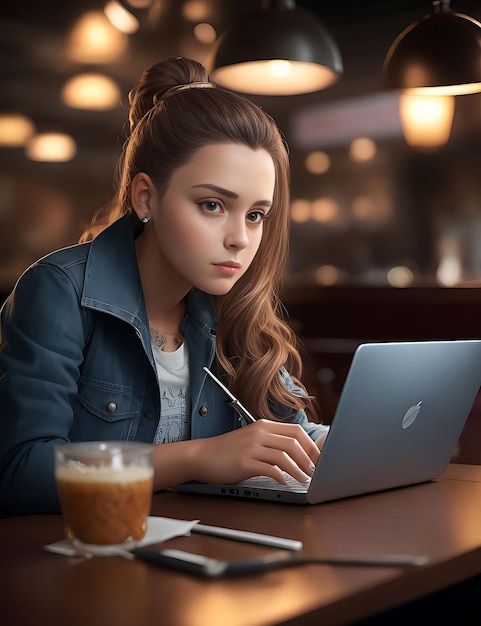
{"left": 55, "top": 441, "right": 154, "bottom": 555}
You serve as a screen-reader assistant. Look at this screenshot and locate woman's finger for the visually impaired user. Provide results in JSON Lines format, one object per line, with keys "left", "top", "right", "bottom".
{"left": 246, "top": 420, "right": 320, "bottom": 465}
{"left": 249, "top": 445, "right": 312, "bottom": 484}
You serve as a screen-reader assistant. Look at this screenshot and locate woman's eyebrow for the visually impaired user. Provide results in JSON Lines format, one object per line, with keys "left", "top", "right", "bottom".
{"left": 192, "top": 183, "right": 272, "bottom": 207}
{"left": 192, "top": 183, "right": 238, "bottom": 199}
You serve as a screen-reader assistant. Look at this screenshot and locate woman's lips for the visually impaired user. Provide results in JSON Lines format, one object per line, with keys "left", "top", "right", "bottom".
{"left": 213, "top": 261, "right": 241, "bottom": 276}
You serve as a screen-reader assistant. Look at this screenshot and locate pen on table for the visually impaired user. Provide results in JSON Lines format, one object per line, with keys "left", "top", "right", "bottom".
{"left": 192, "top": 523, "right": 303, "bottom": 551}
{"left": 203, "top": 366, "right": 256, "bottom": 425}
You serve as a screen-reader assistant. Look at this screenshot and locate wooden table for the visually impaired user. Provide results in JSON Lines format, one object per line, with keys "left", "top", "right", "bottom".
{"left": 2, "top": 464, "right": 481, "bottom": 626}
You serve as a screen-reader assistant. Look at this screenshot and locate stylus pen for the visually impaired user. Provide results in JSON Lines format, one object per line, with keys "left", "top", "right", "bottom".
{"left": 192, "top": 523, "right": 303, "bottom": 551}
{"left": 203, "top": 366, "right": 256, "bottom": 425}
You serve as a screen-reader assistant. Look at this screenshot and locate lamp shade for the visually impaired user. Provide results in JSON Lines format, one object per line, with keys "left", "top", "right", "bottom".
{"left": 211, "top": 0, "right": 343, "bottom": 96}
{"left": 383, "top": 2, "right": 481, "bottom": 96}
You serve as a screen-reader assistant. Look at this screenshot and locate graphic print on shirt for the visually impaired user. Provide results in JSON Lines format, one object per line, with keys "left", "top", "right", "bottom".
{"left": 155, "top": 386, "right": 189, "bottom": 443}
{"left": 152, "top": 341, "right": 191, "bottom": 444}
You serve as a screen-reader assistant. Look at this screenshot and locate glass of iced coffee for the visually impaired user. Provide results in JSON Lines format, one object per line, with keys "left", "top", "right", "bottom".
{"left": 54, "top": 441, "right": 154, "bottom": 554}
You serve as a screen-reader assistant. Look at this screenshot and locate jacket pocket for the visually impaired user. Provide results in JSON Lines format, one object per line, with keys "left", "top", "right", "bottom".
{"left": 71, "top": 378, "right": 143, "bottom": 440}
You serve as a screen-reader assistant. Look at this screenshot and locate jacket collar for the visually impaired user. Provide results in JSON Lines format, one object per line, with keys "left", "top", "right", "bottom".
{"left": 81, "top": 213, "right": 217, "bottom": 333}
{"left": 81, "top": 213, "right": 146, "bottom": 327}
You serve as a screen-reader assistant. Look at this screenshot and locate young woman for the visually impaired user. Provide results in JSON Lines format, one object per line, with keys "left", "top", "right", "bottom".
{"left": 0, "top": 57, "right": 328, "bottom": 516}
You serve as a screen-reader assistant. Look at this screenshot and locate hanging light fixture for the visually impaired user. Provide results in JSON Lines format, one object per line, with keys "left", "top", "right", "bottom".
{"left": 66, "top": 11, "right": 128, "bottom": 63}
{"left": 61, "top": 74, "right": 121, "bottom": 111}
{"left": 399, "top": 94, "right": 455, "bottom": 147}
{"left": 383, "top": 0, "right": 481, "bottom": 96}
{"left": 211, "top": 0, "right": 343, "bottom": 96}
{"left": 26, "top": 133, "right": 77, "bottom": 162}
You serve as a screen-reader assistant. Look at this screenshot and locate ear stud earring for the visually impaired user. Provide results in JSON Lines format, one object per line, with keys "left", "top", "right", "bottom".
{"left": 142, "top": 217, "right": 150, "bottom": 223}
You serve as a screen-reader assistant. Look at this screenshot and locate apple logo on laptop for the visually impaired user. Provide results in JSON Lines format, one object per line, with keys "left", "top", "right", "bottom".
{"left": 402, "top": 401, "right": 422, "bottom": 429}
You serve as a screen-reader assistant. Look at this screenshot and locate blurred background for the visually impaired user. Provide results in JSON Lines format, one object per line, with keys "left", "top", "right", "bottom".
{"left": 2, "top": 0, "right": 481, "bottom": 460}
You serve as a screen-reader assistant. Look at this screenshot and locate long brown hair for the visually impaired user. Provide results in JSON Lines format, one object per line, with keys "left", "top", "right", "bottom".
{"left": 80, "top": 56, "right": 316, "bottom": 421}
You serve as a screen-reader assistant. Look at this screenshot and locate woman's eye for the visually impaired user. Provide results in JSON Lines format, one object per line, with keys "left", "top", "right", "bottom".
{"left": 199, "top": 200, "right": 223, "bottom": 213}
{"left": 247, "top": 210, "right": 268, "bottom": 224}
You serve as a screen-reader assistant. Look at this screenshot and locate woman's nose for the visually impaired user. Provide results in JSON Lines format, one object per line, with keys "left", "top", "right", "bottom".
{"left": 224, "top": 217, "right": 249, "bottom": 250}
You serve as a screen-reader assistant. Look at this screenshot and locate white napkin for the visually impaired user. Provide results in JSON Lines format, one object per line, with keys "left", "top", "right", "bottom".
{"left": 44, "top": 516, "right": 200, "bottom": 558}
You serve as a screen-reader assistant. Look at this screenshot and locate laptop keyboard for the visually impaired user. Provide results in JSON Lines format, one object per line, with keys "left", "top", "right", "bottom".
{"left": 239, "top": 472, "right": 311, "bottom": 493}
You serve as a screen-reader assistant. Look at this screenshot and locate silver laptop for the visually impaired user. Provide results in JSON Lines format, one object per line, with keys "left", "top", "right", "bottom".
{"left": 175, "top": 340, "right": 481, "bottom": 504}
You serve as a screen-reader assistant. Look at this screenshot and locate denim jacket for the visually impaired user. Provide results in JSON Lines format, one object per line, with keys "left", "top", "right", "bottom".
{"left": 0, "top": 213, "right": 327, "bottom": 516}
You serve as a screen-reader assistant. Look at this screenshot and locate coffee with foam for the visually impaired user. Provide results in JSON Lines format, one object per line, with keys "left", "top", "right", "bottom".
{"left": 55, "top": 445, "right": 154, "bottom": 547}
{"left": 56, "top": 464, "right": 153, "bottom": 545}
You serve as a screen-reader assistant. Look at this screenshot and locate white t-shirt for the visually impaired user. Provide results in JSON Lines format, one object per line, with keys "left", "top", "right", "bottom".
{"left": 151, "top": 341, "right": 190, "bottom": 444}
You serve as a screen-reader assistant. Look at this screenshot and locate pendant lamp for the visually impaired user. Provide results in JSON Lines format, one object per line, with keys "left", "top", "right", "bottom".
{"left": 399, "top": 94, "right": 455, "bottom": 147}
{"left": 383, "top": 0, "right": 481, "bottom": 96}
{"left": 211, "top": 0, "right": 343, "bottom": 96}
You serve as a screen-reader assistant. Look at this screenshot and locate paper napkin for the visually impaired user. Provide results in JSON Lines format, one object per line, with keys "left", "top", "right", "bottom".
{"left": 44, "top": 516, "right": 200, "bottom": 557}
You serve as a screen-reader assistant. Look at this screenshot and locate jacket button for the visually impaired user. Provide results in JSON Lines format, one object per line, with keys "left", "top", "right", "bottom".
{"left": 107, "top": 402, "right": 117, "bottom": 413}
{"left": 145, "top": 412, "right": 154, "bottom": 420}
{"left": 199, "top": 406, "right": 208, "bottom": 416}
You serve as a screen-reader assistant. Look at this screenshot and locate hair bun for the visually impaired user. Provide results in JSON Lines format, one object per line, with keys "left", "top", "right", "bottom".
{"left": 128, "top": 57, "right": 211, "bottom": 132}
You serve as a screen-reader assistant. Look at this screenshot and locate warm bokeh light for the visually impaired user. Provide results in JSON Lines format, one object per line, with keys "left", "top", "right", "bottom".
{"left": 183, "top": 0, "right": 209, "bottom": 21}
{"left": 351, "top": 194, "right": 392, "bottom": 222}
{"left": 61, "top": 74, "right": 121, "bottom": 111}
{"left": 193, "top": 22, "right": 217, "bottom": 45}
{"left": 104, "top": 1, "right": 140, "bottom": 34}
{"left": 399, "top": 94, "right": 455, "bottom": 148}
{"left": 311, "top": 198, "right": 339, "bottom": 222}
{"left": 436, "top": 256, "right": 462, "bottom": 286}
{"left": 290, "top": 199, "right": 311, "bottom": 223}
{"left": 349, "top": 137, "right": 376, "bottom": 162}
{"left": 26, "top": 133, "right": 77, "bottom": 162}
{"left": 66, "top": 11, "right": 128, "bottom": 63}
{"left": 314, "top": 265, "right": 339, "bottom": 286}
{"left": 387, "top": 266, "right": 414, "bottom": 287}
{"left": 351, "top": 196, "right": 373, "bottom": 220}
{"left": 305, "top": 150, "right": 330, "bottom": 174}
{"left": 0, "top": 113, "right": 35, "bottom": 147}
{"left": 436, "top": 237, "right": 463, "bottom": 286}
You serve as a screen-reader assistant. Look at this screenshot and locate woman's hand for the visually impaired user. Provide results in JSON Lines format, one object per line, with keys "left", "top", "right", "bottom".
{"left": 183, "top": 419, "right": 320, "bottom": 486}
